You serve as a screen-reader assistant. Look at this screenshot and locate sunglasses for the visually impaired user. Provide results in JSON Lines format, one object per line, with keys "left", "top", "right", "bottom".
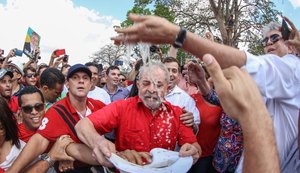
{"left": 26, "top": 73, "right": 37, "bottom": 78}
{"left": 262, "top": 34, "right": 281, "bottom": 47}
{"left": 22, "top": 103, "right": 44, "bottom": 114}
{"left": 120, "top": 79, "right": 126, "bottom": 82}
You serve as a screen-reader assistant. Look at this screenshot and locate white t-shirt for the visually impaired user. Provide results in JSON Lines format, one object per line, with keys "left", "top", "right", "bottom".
{"left": 88, "top": 86, "right": 111, "bottom": 105}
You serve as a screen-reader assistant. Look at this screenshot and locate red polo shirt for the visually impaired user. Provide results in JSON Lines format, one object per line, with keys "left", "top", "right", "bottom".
{"left": 18, "top": 123, "right": 36, "bottom": 143}
{"left": 88, "top": 96, "right": 197, "bottom": 152}
{"left": 191, "top": 94, "right": 222, "bottom": 157}
{"left": 37, "top": 94, "right": 105, "bottom": 143}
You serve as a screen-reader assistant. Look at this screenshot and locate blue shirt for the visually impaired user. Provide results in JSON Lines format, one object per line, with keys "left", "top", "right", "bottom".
{"left": 103, "top": 85, "right": 129, "bottom": 102}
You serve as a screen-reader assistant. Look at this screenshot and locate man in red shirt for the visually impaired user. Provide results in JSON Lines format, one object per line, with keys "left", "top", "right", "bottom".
{"left": 76, "top": 62, "right": 201, "bottom": 166}
{"left": 7, "top": 64, "right": 106, "bottom": 173}
{"left": 18, "top": 86, "right": 45, "bottom": 143}
{"left": 0, "top": 68, "right": 18, "bottom": 113}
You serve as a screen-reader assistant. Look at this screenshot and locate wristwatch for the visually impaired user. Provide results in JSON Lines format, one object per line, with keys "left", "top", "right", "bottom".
{"left": 173, "top": 27, "right": 187, "bottom": 48}
{"left": 40, "top": 153, "right": 55, "bottom": 167}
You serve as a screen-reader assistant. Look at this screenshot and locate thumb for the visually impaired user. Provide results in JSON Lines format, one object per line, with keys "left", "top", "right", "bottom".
{"left": 287, "top": 39, "right": 298, "bottom": 46}
{"left": 202, "top": 54, "right": 228, "bottom": 89}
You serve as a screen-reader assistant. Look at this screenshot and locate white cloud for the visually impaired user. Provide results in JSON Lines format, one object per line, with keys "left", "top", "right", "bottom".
{"left": 289, "top": 0, "right": 300, "bottom": 8}
{"left": 0, "top": 0, "right": 121, "bottom": 65}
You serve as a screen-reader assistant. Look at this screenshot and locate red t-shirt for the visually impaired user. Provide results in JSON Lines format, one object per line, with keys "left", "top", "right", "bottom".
{"left": 37, "top": 94, "right": 105, "bottom": 143}
{"left": 88, "top": 96, "right": 197, "bottom": 152}
{"left": 8, "top": 96, "right": 19, "bottom": 113}
{"left": 18, "top": 123, "right": 36, "bottom": 143}
{"left": 191, "top": 94, "right": 222, "bottom": 157}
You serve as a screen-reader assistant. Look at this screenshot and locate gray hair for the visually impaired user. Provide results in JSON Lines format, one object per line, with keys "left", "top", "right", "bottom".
{"left": 139, "top": 62, "right": 170, "bottom": 83}
{"left": 263, "top": 22, "right": 281, "bottom": 37}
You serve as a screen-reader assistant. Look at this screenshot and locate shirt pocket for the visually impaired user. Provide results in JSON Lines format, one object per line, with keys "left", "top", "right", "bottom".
{"left": 123, "top": 129, "right": 146, "bottom": 151}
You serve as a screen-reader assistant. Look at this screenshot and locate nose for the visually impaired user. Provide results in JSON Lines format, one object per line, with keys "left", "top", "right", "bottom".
{"left": 31, "top": 107, "right": 38, "bottom": 114}
{"left": 147, "top": 83, "right": 157, "bottom": 93}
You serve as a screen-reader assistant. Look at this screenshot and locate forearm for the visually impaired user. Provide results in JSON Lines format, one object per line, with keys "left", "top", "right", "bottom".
{"left": 75, "top": 118, "right": 103, "bottom": 149}
{"left": 240, "top": 109, "right": 280, "bottom": 173}
{"left": 195, "top": 79, "right": 210, "bottom": 96}
{"left": 168, "top": 26, "right": 247, "bottom": 68}
{"left": 23, "top": 160, "right": 50, "bottom": 173}
{"left": 8, "top": 134, "right": 49, "bottom": 172}
{"left": 185, "top": 32, "right": 246, "bottom": 68}
{"left": 66, "top": 143, "right": 99, "bottom": 165}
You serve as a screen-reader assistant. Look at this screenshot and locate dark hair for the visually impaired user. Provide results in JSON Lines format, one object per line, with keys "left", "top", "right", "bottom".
{"left": 0, "top": 97, "right": 20, "bottom": 148}
{"left": 18, "top": 86, "right": 45, "bottom": 106}
{"left": 134, "top": 59, "right": 144, "bottom": 72}
{"left": 61, "top": 64, "right": 71, "bottom": 72}
{"left": 162, "top": 56, "right": 181, "bottom": 72}
{"left": 106, "top": 65, "right": 120, "bottom": 76}
{"left": 37, "top": 64, "right": 49, "bottom": 75}
{"left": 85, "top": 62, "right": 98, "bottom": 71}
{"left": 23, "top": 66, "right": 36, "bottom": 76}
{"left": 40, "top": 68, "right": 65, "bottom": 90}
{"left": 128, "top": 76, "right": 139, "bottom": 97}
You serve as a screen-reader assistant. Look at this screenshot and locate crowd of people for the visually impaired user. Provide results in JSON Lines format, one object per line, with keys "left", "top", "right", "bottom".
{"left": 0, "top": 13, "right": 299, "bottom": 173}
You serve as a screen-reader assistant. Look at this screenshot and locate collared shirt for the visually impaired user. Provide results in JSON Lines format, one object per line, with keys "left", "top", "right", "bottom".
{"left": 103, "top": 84, "right": 129, "bottom": 102}
{"left": 236, "top": 52, "right": 300, "bottom": 172}
{"left": 88, "top": 86, "right": 111, "bottom": 105}
{"left": 165, "top": 85, "right": 200, "bottom": 125}
{"left": 8, "top": 96, "right": 18, "bottom": 114}
{"left": 12, "top": 84, "right": 24, "bottom": 97}
{"left": 88, "top": 96, "right": 197, "bottom": 152}
{"left": 37, "top": 94, "right": 105, "bottom": 143}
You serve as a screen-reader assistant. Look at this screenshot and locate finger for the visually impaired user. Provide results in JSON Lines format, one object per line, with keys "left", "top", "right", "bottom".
{"left": 131, "top": 150, "right": 143, "bottom": 165}
{"left": 93, "top": 148, "right": 112, "bottom": 167}
{"left": 128, "top": 13, "right": 147, "bottom": 23}
{"left": 282, "top": 16, "right": 297, "bottom": 30}
{"left": 124, "top": 150, "right": 137, "bottom": 164}
{"left": 183, "top": 119, "right": 194, "bottom": 126}
{"left": 287, "top": 39, "right": 298, "bottom": 46}
{"left": 139, "top": 152, "right": 152, "bottom": 164}
{"left": 202, "top": 54, "right": 230, "bottom": 91}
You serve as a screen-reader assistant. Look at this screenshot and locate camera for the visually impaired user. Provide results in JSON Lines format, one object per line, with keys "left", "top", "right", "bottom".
{"left": 63, "top": 55, "right": 69, "bottom": 62}
{"left": 150, "top": 45, "right": 159, "bottom": 53}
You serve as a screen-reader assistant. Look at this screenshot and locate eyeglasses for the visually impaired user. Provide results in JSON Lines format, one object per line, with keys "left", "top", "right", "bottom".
{"left": 26, "top": 73, "right": 37, "bottom": 78}
{"left": 262, "top": 34, "right": 281, "bottom": 47}
{"left": 21, "top": 103, "right": 44, "bottom": 114}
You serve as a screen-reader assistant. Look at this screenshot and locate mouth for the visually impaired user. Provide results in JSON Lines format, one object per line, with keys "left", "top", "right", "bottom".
{"left": 267, "top": 47, "right": 276, "bottom": 53}
{"left": 77, "top": 87, "right": 85, "bottom": 90}
{"left": 31, "top": 116, "right": 41, "bottom": 123}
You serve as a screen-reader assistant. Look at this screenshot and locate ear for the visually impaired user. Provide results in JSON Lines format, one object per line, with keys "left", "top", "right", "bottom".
{"left": 41, "top": 85, "right": 49, "bottom": 92}
{"left": 66, "top": 81, "right": 70, "bottom": 90}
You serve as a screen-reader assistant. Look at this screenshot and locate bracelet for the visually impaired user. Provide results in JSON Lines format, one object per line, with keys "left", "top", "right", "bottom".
{"left": 173, "top": 27, "right": 187, "bottom": 48}
{"left": 40, "top": 153, "right": 55, "bottom": 167}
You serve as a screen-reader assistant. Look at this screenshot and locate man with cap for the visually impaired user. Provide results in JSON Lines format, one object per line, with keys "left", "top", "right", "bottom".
{"left": 7, "top": 64, "right": 106, "bottom": 173}
{"left": 7, "top": 61, "right": 25, "bottom": 96}
{"left": 0, "top": 68, "right": 18, "bottom": 113}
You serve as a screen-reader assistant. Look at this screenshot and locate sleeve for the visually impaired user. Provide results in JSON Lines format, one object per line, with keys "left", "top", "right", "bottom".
{"left": 176, "top": 109, "right": 197, "bottom": 146}
{"left": 203, "top": 89, "right": 220, "bottom": 106}
{"left": 88, "top": 101, "right": 122, "bottom": 134}
{"left": 244, "top": 52, "right": 300, "bottom": 99}
{"left": 37, "top": 108, "right": 68, "bottom": 143}
{"left": 185, "top": 95, "right": 200, "bottom": 125}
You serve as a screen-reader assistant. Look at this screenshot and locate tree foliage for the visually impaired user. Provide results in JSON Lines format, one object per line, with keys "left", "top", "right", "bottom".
{"left": 122, "top": 0, "right": 281, "bottom": 55}
{"left": 90, "top": 44, "right": 126, "bottom": 66}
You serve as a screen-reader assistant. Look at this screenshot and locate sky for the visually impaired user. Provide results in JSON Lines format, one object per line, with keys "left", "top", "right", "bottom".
{"left": 0, "top": 0, "right": 299, "bottom": 65}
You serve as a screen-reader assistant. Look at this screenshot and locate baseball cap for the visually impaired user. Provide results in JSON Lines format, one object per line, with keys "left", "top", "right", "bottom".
{"left": 67, "top": 64, "right": 92, "bottom": 80}
{"left": 0, "top": 69, "right": 13, "bottom": 80}
{"left": 108, "top": 148, "right": 193, "bottom": 173}
{"left": 8, "top": 61, "right": 24, "bottom": 75}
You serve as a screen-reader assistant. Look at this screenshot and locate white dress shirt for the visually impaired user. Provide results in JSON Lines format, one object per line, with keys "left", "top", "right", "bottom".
{"left": 165, "top": 85, "right": 200, "bottom": 125}
{"left": 236, "top": 52, "right": 300, "bottom": 172}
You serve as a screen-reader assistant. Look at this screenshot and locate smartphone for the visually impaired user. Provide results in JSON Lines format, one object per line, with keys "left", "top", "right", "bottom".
{"left": 98, "top": 64, "right": 103, "bottom": 75}
{"left": 63, "top": 55, "right": 69, "bottom": 62}
{"left": 55, "top": 49, "right": 66, "bottom": 56}
{"left": 15, "top": 49, "right": 23, "bottom": 57}
{"left": 114, "top": 60, "right": 123, "bottom": 66}
{"left": 282, "top": 19, "right": 291, "bottom": 40}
